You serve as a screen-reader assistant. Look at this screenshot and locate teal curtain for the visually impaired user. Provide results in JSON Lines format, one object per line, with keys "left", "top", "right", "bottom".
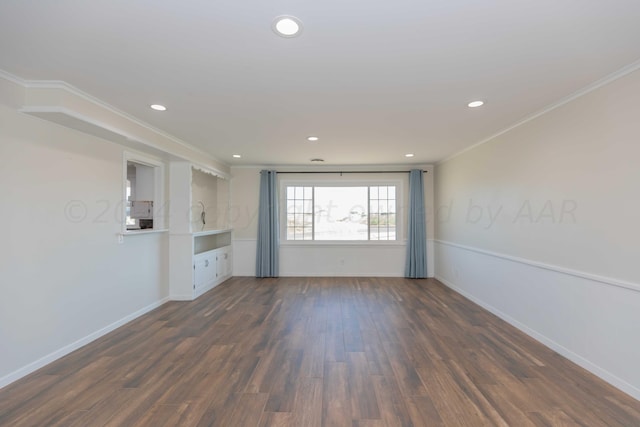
{"left": 405, "top": 169, "right": 427, "bottom": 278}
{"left": 256, "top": 170, "right": 279, "bottom": 277}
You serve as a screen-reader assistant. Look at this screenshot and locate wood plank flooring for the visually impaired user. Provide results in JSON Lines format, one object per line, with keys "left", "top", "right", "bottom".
{"left": 1, "top": 277, "right": 639, "bottom": 426}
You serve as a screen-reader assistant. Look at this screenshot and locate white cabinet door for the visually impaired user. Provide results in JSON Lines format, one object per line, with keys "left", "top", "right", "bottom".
{"left": 216, "top": 246, "right": 232, "bottom": 279}
{"left": 194, "top": 251, "right": 217, "bottom": 292}
{"left": 194, "top": 246, "right": 231, "bottom": 296}
{"left": 224, "top": 246, "right": 232, "bottom": 277}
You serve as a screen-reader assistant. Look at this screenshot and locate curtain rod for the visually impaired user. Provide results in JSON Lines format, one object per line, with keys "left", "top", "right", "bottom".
{"left": 274, "top": 170, "right": 428, "bottom": 174}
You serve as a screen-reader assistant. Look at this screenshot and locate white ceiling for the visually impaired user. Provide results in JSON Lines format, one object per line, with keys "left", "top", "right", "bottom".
{"left": 1, "top": 0, "right": 640, "bottom": 166}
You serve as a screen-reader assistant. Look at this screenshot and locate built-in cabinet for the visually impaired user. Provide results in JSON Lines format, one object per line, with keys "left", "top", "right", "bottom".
{"left": 169, "top": 162, "right": 232, "bottom": 300}
{"left": 192, "top": 230, "right": 233, "bottom": 298}
{"left": 194, "top": 246, "right": 232, "bottom": 297}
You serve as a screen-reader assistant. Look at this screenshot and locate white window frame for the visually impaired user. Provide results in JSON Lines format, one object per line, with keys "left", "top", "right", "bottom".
{"left": 280, "top": 179, "right": 402, "bottom": 244}
{"left": 122, "top": 151, "right": 165, "bottom": 234}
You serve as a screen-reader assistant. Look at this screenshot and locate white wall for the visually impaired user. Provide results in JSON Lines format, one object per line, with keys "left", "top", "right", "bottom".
{"left": 434, "top": 68, "right": 640, "bottom": 398}
{"left": 0, "top": 71, "right": 230, "bottom": 388}
{"left": 0, "top": 104, "right": 170, "bottom": 386}
{"left": 231, "top": 167, "right": 260, "bottom": 275}
{"left": 231, "top": 166, "right": 435, "bottom": 277}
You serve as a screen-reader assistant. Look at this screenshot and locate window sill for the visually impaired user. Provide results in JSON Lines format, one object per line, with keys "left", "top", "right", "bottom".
{"left": 281, "top": 240, "right": 406, "bottom": 248}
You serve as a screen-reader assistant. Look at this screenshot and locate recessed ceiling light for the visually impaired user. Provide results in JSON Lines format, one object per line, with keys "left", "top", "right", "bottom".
{"left": 307, "top": 136, "right": 319, "bottom": 142}
{"left": 405, "top": 153, "right": 414, "bottom": 158}
{"left": 468, "top": 100, "right": 484, "bottom": 108}
{"left": 272, "top": 16, "right": 303, "bottom": 37}
{"left": 232, "top": 154, "right": 241, "bottom": 158}
{"left": 150, "top": 104, "right": 167, "bottom": 111}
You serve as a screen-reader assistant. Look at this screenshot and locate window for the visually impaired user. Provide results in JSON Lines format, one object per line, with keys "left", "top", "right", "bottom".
{"left": 123, "top": 152, "right": 164, "bottom": 232}
{"left": 369, "top": 185, "right": 397, "bottom": 240}
{"left": 285, "top": 184, "right": 397, "bottom": 241}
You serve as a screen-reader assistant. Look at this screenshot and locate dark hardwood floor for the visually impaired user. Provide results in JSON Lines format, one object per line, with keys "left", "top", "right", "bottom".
{"left": 1, "top": 277, "right": 639, "bottom": 426}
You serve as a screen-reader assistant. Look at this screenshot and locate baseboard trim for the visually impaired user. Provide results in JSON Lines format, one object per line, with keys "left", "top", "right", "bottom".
{"left": 280, "top": 272, "right": 405, "bottom": 278}
{"left": 434, "top": 274, "right": 640, "bottom": 401}
{"left": 170, "top": 294, "right": 195, "bottom": 301}
{"left": 435, "top": 240, "right": 640, "bottom": 293}
{"left": 0, "top": 297, "right": 170, "bottom": 389}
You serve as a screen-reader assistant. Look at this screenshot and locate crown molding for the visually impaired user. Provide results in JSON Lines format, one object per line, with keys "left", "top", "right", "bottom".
{"left": 0, "top": 69, "right": 26, "bottom": 85}
{"left": 191, "top": 163, "right": 230, "bottom": 180}
{"left": 438, "top": 58, "right": 640, "bottom": 166}
{"left": 0, "top": 68, "right": 227, "bottom": 168}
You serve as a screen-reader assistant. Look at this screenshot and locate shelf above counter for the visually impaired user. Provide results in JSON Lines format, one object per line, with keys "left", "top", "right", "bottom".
{"left": 193, "top": 228, "right": 233, "bottom": 237}
{"left": 194, "top": 229, "right": 232, "bottom": 255}
{"left": 123, "top": 228, "right": 169, "bottom": 236}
